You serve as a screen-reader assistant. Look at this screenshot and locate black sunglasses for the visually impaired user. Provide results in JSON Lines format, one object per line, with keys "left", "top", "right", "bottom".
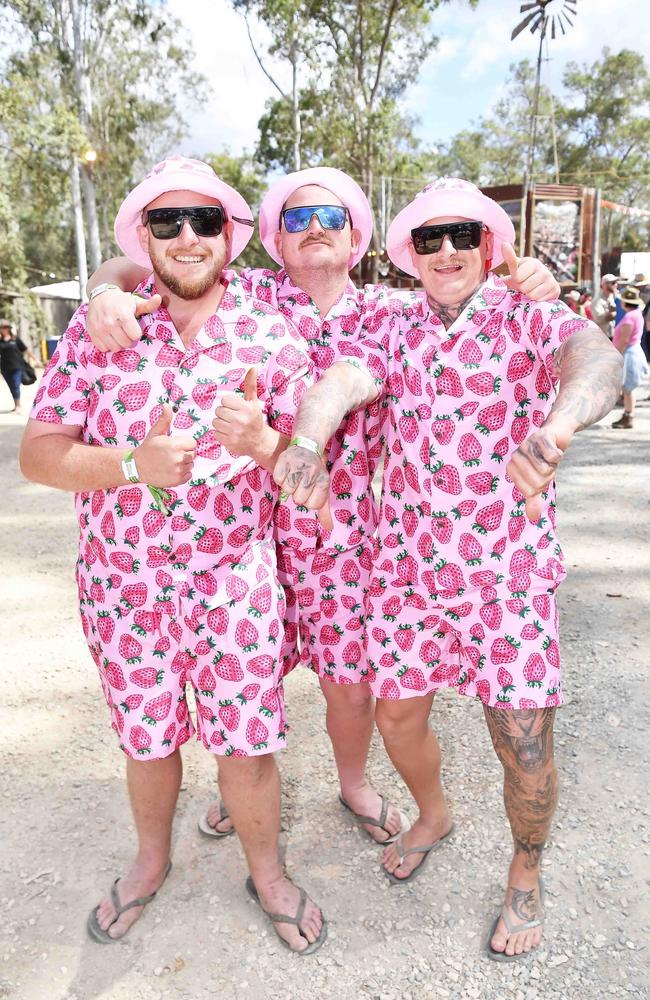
{"left": 411, "top": 220, "right": 486, "bottom": 255}
{"left": 280, "top": 204, "right": 351, "bottom": 233}
{"left": 142, "top": 205, "right": 253, "bottom": 240}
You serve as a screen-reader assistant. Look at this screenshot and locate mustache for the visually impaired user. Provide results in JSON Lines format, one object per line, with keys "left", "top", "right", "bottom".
{"left": 299, "top": 235, "right": 333, "bottom": 249}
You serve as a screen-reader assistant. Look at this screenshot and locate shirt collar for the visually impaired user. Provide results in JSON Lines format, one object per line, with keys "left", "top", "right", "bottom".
{"left": 419, "top": 272, "right": 510, "bottom": 338}
{"left": 276, "top": 268, "right": 360, "bottom": 322}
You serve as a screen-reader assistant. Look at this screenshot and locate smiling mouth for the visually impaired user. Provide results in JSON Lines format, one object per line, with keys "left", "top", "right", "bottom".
{"left": 172, "top": 255, "right": 206, "bottom": 264}
{"left": 433, "top": 263, "right": 462, "bottom": 274}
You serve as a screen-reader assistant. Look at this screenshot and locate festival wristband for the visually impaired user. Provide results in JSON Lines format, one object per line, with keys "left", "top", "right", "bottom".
{"left": 88, "top": 282, "right": 122, "bottom": 302}
{"left": 288, "top": 436, "right": 323, "bottom": 459}
{"left": 121, "top": 450, "right": 140, "bottom": 483}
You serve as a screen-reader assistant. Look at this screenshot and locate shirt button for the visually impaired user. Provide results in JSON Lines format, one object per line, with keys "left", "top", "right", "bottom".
{"left": 436, "top": 389, "right": 443, "bottom": 395}
{"left": 172, "top": 403, "right": 180, "bottom": 413}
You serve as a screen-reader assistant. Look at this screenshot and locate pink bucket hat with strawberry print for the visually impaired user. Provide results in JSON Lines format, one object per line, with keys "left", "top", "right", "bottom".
{"left": 114, "top": 156, "right": 254, "bottom": 268}
{"left": 386, "top": 177, "right": 515, "bottom": 277}
{"left": 259, "top": 166, "right": 373, "bottom": 268}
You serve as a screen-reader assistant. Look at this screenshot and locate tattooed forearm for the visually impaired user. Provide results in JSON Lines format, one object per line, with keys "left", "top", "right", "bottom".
{"left": 427, "top": 284, "right": 484, "bottom": 329}
{"left": 484, "top": 707, "right": 559, "bottom": 866}
{"left": 551, "top": 326, "right": 623, "bottom": 431}
{"left": 293, "top": 362, "right": 378, "bottom": 449}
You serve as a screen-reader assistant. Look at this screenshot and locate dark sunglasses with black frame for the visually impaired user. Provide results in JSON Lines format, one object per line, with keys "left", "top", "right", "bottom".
{"left": 411, "top": 220, "right": 488, "bottom": 256}
{"left": 142, "top": 205, "right": 253, "bottom": 240}
{"left": 280, "top": 204, "right": 352, "bottom": 234}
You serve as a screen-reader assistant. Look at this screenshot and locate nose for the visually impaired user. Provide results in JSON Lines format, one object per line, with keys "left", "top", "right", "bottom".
{"left": 438, "top": 233, "right": 457, "bottom": 257}
{"left": 306, "top": 212, "right": 325, "bottom": 236}
{"left": 177, "top": 218, "right": 200, "bottom": 246}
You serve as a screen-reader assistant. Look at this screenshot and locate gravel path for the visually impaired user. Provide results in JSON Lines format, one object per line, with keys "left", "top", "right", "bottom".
{"left": 1, "top": 377, "right": 649, "bottom": 1000}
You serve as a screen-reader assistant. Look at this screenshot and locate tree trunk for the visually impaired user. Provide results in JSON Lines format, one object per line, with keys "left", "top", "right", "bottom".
{"left": 291, "top": 36, "right": 301, "bottom": 171}
{"left": 69, "top": 159, "right": 89, "bottom": 300}
{"left": 70, "top": 0, "right": 101, "bottom": 269}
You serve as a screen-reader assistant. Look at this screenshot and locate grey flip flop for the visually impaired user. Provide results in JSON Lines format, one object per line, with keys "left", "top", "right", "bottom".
{"left": 87, "top": 860, "right": 172, "bottom": 944}
{"left": 486, "top": 879, "right": 546, "bottom": 962}
{"left": 198, "top": 800, "right": 235, "bottom": 839}
{"left": 339, "top": 794, "right": 410, "bottom": 845}
{"left": 383, "top": 824, "right": 455, "bottom": 885}
{"left": 245, "top": 876, "right": 327, "bottom": 956}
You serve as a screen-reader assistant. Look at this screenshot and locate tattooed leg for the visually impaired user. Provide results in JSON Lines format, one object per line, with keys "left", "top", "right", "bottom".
{"left": 483, "top": 706, "right": 559, "bottom": 957}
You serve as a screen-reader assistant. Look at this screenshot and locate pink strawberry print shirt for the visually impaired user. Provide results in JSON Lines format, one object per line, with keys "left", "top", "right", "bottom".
{"left": 32, "top": 271, "right": 312, "bottom": 592}
{"left": 238, "top": 267, "right": 414, "bottom": 558}
{"left": 350, "top": 274, "right": 588, "bottom": 602}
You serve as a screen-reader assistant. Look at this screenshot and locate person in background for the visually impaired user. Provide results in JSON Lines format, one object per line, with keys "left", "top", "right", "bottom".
{"left": 0, "top": 320, "right": 37, "bottom": 413}
{"left": 611, "top": 287, "right": 648, "bottom": 429}
{"left": 590, "top": 274, "right": 619, "bottom": 339}
{"left": 563, "top": 289, "right": 585, "bottom": 317}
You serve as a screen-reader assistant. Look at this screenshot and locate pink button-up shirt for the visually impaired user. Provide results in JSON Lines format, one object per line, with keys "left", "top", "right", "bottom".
{"left": 345, "top": 274, "right": 588, "bottom": 599}
{"left": 32, "top": 271, "right": 312, "bottom": 596}
{"left": 238, "top": 267, "right": 417, "bottom": 559}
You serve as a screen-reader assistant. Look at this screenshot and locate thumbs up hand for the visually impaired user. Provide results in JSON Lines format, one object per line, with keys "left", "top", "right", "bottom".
{"left": 501, "top": 242, "right": 560, "bottom": 302}
{"left": 133, "top": 404, "right": 196, "bottom": 486}
{"left": 212, "top": 367, "right": 265, "bottom": 458}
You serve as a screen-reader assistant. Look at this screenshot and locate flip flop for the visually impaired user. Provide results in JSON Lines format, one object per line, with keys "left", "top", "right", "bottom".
{"left": 383, "top": 824, "right": 455, "bottom": 885}
{"left": 87, "top": 860, "right": 172, "bottom": 944}
{"left": 198, "top": 800, "right": 235, "bottom": 839}
{"left": 486, "top": 879, "right": 546, "bottom": 962}
{"left": 338, "top": 794, "right": 410, "bottom": 845}
{"left": 245, "top": 876, "right": 327, "bottom": 956}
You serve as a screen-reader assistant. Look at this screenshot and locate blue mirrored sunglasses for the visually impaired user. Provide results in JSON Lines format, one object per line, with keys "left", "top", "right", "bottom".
{"left": 281, "top": 204, "right": 351, "bottom": 233}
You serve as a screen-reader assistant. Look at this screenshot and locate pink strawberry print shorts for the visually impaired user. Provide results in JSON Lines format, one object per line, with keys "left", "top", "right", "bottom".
{"left": 365, "top": 577, "right": 562, "bottom": 710}
{"left": 279, "top": 546, "right": 373, "bottom": 683}
{"left": 80, "top": 542, "right": 289, "bottom": 758}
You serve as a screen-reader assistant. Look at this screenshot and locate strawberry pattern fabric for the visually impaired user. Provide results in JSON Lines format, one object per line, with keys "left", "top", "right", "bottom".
{"left": 348, "top": 275, "right": 588, "bottom": 709}
{"left": 237, "top": 267, "right": 408, "bottom": 682}
{"left": 32, "top": 272, "right": 311, "bottom": 757}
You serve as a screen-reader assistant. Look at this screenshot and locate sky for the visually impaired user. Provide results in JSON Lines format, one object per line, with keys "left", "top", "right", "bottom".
{"left": 168, "top": 0, "right": 648, "bottom": 161}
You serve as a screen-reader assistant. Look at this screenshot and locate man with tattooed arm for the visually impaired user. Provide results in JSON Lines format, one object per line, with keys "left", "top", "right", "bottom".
{"left": 85, "top": 169, "right": 560, "bottom": 857}
{"left": 276, "top": 178, "right": 622, "bottom": 960}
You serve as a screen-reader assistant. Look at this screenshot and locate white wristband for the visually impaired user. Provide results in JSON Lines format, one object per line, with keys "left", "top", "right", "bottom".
{"left": 121, "top": 450, "right": 140, "bottom": 483}
{"left": 89, "top": 282, "right": 121, "bottom": 302}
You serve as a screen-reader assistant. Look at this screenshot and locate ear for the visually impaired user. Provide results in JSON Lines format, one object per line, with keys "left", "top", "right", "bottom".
{"left": 137, "top": 223, "right": 150, "bottom": 255}
{"left": 222, "top": 220, "right": 234, "bottom": 258}
{"left": 350, "top": 227, "right": 362, "bottom": 259}
{"left": 273, "top": 230, "right": 284, "bottom": 262}
{"left": 484, "top": 229, "right": 494, "bottom": 275}
{"left": 408, "top": 239, "right": 419, "bottom": 271}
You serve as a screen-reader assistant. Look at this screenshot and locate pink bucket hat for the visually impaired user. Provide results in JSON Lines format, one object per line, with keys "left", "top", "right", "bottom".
{"left": 114, "top": 156, "right": 254, "bottom": 268}
{"left": 259, "top": 166, "right": 373, "bottom": 268}
{"left": 386, "top": 177, "right": 515, "bottom": 277}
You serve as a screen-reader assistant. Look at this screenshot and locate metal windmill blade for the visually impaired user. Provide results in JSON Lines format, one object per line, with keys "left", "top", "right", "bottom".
{"left": 511, "top": 0, "right": 578, "bottom": 42}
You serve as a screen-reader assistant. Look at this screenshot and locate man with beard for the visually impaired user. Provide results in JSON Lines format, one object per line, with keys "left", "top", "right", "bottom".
{"left": 19, "top": 157, "right": 326, "bottom": 954}
{"left": 272, "top": 178, "right": 622, "bottom": 960}
{"left": 84, "top": 168, "right": 560, "bottom": 850}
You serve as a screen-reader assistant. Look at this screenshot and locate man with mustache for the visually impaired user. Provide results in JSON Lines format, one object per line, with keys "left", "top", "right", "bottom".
{"left": 272, "top": 178, "right": 622, "bottom": 960}
{"left": 86, "top": 167, "right": 561, "bottom": 851}
{"left": 19, "top": 157, "right": 326, "bottom": 954}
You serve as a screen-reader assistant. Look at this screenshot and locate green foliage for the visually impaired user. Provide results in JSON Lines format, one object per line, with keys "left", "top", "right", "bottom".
{"left": 0, "top": 0, "right": 205, "bottom": 286}
{"left": 202, "top": 150, "right": 270, "bottom": 268}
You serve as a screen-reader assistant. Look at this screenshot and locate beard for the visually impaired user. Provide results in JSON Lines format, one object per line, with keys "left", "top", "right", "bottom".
{"left": 148, "top": 241, "right": 228, "bottom": 300}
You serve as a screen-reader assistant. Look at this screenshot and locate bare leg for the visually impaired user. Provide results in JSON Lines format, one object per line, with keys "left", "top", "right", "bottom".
{"left": 93, "top": 750, "right": 181, "bottom": 939}
{"left": 375, "top": 695, "right": 452, "bottom": 878}
{"left": 624, "top": 389, "right": 635, "bottom": 415}
{"left": 484, "top": 706, "right": 559, "bottom": 958}
{"left": 219, "top": 753, "right": 323, "bottom": 953}
{"left": 320, "top": 679, "right": 402, "bottom": 842}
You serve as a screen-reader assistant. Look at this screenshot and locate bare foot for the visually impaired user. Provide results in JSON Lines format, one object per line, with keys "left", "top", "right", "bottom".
{"left": 382, "top": 812, "right": 453, "bottom": 880}
{"left": 92, "top": 858, "right": 170, "bottom": 940}
{"left": 202, "top": 799, "right": 234, "bottom": 835}
{"left": 340, "top": 781, "right": 404, "bottom": 843}
{"left": 253, "top": 873, "right": 324, "bottom": 953}
{"left": 489, "top": 865, "right": 545, "bottom": 958}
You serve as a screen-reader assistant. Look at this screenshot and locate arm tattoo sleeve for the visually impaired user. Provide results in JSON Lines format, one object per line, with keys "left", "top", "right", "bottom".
{"left": 550, "top": 326, "right": 624, "bottom": 431}
{"left": 292, "top": 362, "right": 378, "bottom": 449}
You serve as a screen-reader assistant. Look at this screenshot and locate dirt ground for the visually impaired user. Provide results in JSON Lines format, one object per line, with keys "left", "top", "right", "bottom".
{"left": 1, "top": 374, "right": 649, "bottom": 1000}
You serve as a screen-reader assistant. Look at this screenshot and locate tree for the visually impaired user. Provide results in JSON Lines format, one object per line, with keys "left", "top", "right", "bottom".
{"left": 202, "top": 149, "right": 270, "bottom": 268}
{"left": 0, "top": 0, "right": 203, "bottom": 286}
{"left": 237, "top": 0, "right": 480, "bottom": 279}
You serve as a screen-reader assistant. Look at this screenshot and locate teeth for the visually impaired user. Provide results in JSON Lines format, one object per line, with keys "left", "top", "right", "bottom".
{"left": 175, "top": 256, "right": 203, "bottom": 263}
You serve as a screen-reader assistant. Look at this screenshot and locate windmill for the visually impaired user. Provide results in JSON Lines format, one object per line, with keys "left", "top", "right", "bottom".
{"left": 511, "top": 1, "right": 578, "bottom": 183}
